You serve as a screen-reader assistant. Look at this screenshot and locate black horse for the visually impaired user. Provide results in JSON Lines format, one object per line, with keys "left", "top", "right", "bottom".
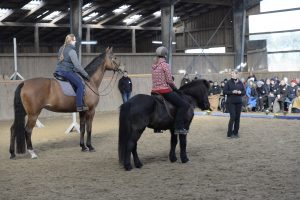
{"left": 118, "top": 79, "right": 211, "bottom": 171}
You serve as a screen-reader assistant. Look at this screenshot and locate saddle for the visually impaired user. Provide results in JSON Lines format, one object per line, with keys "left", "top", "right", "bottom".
{"left": 53, "top": 72, "right": 85, "bottom": 97}
{"left": 151, "top": 92, "right": 175, "bottom": 120}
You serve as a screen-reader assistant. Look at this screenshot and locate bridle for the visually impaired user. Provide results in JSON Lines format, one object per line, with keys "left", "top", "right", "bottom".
{"left": 84, "top": 54, "right": 123, "bottom": 96}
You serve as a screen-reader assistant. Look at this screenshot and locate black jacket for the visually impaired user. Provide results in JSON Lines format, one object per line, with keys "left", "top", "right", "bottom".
{"left": 118, "top": 76, "right": 132, "bottom": 93}
{"left": 223, "top": 78, "right": 246, "bottom": 104}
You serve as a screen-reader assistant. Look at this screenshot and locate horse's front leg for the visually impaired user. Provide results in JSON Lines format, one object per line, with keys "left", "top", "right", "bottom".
{"left": 169, "top": 129, "right": 178, "bottom": 163}
{"left": 79, "top": 112, "right": 88, "bottom": 151}
{"left": 179, "top": 134, "right": 189, "bottom": 163}
{"left": 85, "top": 110, "right": 95, "bottom": 152}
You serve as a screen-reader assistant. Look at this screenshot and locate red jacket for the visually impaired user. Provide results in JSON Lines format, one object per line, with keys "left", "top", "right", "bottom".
{"left": 151, "top": 58, "right": 175, "bottom": 94}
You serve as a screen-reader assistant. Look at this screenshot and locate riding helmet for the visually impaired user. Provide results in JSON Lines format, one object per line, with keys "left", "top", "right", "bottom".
{"left": 156, "top": 46, "right": 168, "bottom": 58}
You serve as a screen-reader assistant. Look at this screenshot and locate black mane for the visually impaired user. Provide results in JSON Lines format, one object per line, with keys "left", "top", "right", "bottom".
{"left": 84, "top": 53, "right": 105, "bottom": 77}
{"left": 179, "top": 79, "right": 209, "bottom": 90}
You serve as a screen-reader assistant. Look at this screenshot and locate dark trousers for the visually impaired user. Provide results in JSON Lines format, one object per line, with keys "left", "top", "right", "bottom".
{"left": 227, "top": 103, "right": 242, "bottom": 137}
{"left": 163, "top": 92, "right": 189, "bottom": 130}
{"left": 59, "top": 71, "right": 85, "bottom": 107}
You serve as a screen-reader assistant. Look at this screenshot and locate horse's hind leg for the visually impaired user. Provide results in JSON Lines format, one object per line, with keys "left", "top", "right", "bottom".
{"left": 25, "top": 115, "right": 39, "bottom": 159}
{"left": 9, "top": 125, "right": 16, "bottom": 159}
{"left": 179, "top": 134, "right": 189, "bottom": 163}
{"left": 79, "top": 112, "right": 89, "bottom": 151}
{"left": 169, "top": 130, "right": 178, "bottom": 163}
{"left": 85, "top": 110, "right": 95, "bottom": 152}
{"left": 132, "top": 132, "right": 143, "bottom": 168}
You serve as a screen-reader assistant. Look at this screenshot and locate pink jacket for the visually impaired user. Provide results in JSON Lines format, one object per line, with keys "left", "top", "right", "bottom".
{"left": 151, "top": 58, "right": 175, "bottom": 94}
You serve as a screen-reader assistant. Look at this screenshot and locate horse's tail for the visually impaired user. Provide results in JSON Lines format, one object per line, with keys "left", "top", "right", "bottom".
{"left": 118, "top": 102, "right": 132, "bottom": 164}
{"left": 12, "top": 82, "right": 27, "bottom": 154}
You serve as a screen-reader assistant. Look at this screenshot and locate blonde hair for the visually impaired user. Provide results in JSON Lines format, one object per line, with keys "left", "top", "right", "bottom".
{"left": 59, "top": 34, "right": 75, "bottom": 61}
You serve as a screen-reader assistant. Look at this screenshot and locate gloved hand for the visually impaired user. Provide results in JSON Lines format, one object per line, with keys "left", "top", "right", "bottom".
{"left": 170, "top": 84, "right": 179, "bottom": 92}
{"left": 84, "top": 75, "right": 91, "bottom": 82}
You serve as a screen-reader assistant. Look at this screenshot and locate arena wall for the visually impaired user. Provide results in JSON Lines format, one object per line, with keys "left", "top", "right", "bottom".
{"left": 1, "top": 53, "right": 300, "bottom": 120}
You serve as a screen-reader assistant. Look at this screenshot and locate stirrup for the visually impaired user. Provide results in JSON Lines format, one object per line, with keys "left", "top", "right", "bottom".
{"left": 77, "top": 106, "right": 89, "bottom": 112}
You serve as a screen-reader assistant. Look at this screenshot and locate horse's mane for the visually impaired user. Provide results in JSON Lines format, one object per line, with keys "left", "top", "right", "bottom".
{"left": 84, "top": 53, "right": 105, "bottom": 77}
{"left": 179, "top": 79, "right": 209, "bottom": 90}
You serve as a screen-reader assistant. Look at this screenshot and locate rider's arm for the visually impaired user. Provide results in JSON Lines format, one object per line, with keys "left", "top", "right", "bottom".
{"left": 68, "top": 50, "right": 90, "bottom": 79}
{"left": 162, "top": 63, "right": 175, "bottom": 88}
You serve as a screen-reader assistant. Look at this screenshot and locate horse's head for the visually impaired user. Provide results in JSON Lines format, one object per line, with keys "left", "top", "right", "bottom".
{"left": 104, "top": 47, "right": 120, "bottom": 72}
{"left": 180, "top": 79, "right": 211, "bottom": 110}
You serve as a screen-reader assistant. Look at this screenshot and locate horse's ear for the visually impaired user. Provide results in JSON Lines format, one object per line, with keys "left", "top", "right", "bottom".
{"left": 110, "top": 47, "right": 113, "bottom": 52}
{"left": 106, "top": 47, "right": 110, "bottom": 52}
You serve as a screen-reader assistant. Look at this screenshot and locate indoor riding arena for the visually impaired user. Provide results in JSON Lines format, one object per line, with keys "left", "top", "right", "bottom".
{"left": 0, "top": 0, "right": 299, "bottom": 200}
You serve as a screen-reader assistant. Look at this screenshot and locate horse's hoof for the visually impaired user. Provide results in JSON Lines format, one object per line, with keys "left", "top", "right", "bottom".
{"left": 124, "top": 164, "right": 133, "bottom": 171}
{"left": 10, "top": 154, "right": 16, "bottom": 159}
{"left": 181, "top": 157, "right": 189, "bottom": 163}
{"left": 169, "top": 155, "right": 177, "bottom": 163}
{"left": 134, "top": 162, "right": 143, "bottom": 168}
{"left": 81, "top": 147, "right": 89, "bottom": 152}
{"left": 87, "top": 146, "right": 95, "bottom": 152}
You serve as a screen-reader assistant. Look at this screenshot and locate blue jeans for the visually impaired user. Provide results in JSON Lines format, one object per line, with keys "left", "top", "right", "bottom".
{"left": 121, "top": 92, "right": 131, "bottom": 103}
{"left": 58, "top": 71, "right": 85, "bottom": 107}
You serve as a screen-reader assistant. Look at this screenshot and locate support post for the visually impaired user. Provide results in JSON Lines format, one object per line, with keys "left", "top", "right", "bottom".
{"left": 66, "top": 0, "right": 82, "bottom": 134}
{"left": 161, "top": 1, "right": 174, "bottom": 66}
{"left": 233, "top": 0, "right": 246, "bottom": 70}
{"left": 132, "top": 29, "right": 136, "bottom": 53}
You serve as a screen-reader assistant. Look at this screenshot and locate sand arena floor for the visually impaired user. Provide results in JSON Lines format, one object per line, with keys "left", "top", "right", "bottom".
{"left": 0, "top": 112, "right": 299, "bottom": 200}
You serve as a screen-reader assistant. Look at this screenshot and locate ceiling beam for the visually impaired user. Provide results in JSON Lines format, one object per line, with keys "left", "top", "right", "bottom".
{"left": 180, "top": 0, "right": 231, "bottom": 6}
{"left": 0, "top": 22, "right": 161, "bottom": 30}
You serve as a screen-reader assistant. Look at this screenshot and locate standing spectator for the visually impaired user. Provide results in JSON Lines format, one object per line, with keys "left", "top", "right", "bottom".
{"left": 291, "top": 88, "right": 300, "bottom": 113}
{"left": 118, "top": 70, "right": 132, "bottom": 103}
{"left": 223, "top": 70, "right": 245, "bottom": 138}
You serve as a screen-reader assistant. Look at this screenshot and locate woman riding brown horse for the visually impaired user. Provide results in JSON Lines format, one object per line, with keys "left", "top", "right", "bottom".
{"left": 10, "top": 47, "right": 120, "bottom": 159}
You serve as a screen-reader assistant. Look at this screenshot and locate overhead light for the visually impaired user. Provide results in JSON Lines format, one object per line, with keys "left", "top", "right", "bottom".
{"left": 123, "top": 14, "right": 141, "bottom": 25}
{"left": 153, "top": 11, "right": 161, "bottom": 17}
{"left": 21, "top": 0, "right": 43, "bottom": 10}
{"left": 42, "top": 11, "right": 61, "bottom": 21}
{"left": 173, "top": 16, "right": 180, "bottom": 23}
{"left": 0, "top": 8, "right": 13, "bottom": 21}
{"left": 152, "top": 41, "right": 176, "bottom": 44}
{"left": 185, "top": 47, "right": 226, "bottom": 53}
{"left": 82, "top": 3, "right": 92, "bottom": 11}
{"left": 113, "top": 5, "right": 130, "bottom": 14}
{"left": 81, "top": 41, "right": 98, "bottom": 45}
{"left": 83, "top": 12, "right": 98, "bottom": 21}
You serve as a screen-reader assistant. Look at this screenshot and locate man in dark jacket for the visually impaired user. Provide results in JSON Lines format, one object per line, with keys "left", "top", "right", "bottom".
{"left": 118, "top": 71, "right": 132, "bottom": 103}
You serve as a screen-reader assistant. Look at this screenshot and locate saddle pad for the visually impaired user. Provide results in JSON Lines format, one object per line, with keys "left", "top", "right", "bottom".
{"left": 56, "top": 80, "right": 76, "bottom": 96}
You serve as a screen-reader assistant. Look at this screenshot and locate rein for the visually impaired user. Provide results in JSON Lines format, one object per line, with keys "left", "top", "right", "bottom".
{"left": 84, "top": 61, "right": 122, "bottom": 97}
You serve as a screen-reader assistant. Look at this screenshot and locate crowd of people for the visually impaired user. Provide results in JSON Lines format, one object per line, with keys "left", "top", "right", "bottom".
{"left": 181, "top": 74, "right": 300, "bottom": 114}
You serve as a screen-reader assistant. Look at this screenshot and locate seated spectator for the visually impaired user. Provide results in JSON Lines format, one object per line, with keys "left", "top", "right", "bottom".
{"left": 267, "top": 78, "right": 279, "bottom": 111}
{"left": 291, "top": 88, "right": 300, "bottom": 113}
{"left": 220, "top": 81, "right": 225, "bottom": 96}
{"left": 286, "top": 79, "right": 299, "bottom": 107}
{"left": 277, "top": 80, "right": 289, "bottom": 111}
{"left": 246, "top": 79, "right": 257, "bottom": 111}
{"left": 256, "top": 80, "right": 268, "bottom": 111}
{"left": 210, "top": 81, "right": 221, "bottom": 95}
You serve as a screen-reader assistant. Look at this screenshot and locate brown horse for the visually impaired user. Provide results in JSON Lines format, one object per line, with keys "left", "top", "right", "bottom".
{"left": 10, "top": 47, "right": 120, "bottom": 159}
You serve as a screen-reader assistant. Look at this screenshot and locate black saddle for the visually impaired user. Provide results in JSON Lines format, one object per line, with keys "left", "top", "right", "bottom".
{"left": 151, "top": 92, "right": 175, "bottom": 120}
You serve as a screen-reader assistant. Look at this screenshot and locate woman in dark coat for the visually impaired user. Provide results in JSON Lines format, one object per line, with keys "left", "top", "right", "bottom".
{"left": 223, "top": 70, "right": 246, "bottom": 138}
